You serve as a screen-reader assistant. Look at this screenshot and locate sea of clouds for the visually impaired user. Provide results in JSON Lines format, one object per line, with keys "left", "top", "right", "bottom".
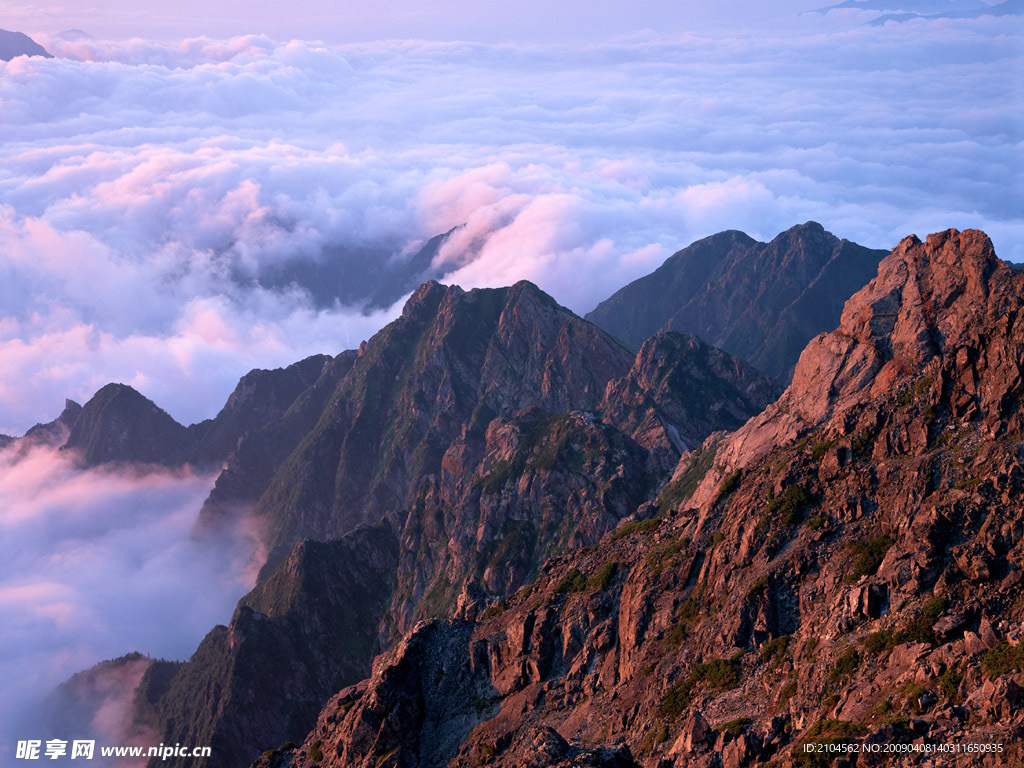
{"left": 1, "top": 18, "right": 1020, "bottom": 435}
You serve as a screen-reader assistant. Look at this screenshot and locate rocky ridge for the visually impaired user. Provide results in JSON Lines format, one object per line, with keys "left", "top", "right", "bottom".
{"left": 586, "top": 222, "right": 887, "bottom": 383}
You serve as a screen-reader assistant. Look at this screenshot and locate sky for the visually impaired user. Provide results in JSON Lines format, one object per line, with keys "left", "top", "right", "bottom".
{"left": 0, "top": 0, "right": 1020, "bottom": 757}
{"left": 4, "top": 0, "right": 839, "bottom": 43}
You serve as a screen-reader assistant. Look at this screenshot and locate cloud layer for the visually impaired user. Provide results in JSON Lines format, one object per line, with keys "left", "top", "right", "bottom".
{"left": 0, "top": 444, "right": 256, "bottom": 755}
{"left": 0, "top": 17, "right": 1020, "bottom": 434}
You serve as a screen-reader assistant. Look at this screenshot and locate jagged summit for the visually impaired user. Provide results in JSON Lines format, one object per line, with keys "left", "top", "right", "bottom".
{"left": 684, "top": 228, "right": 1022, "bottom": 510}
{"left": 63, "top": 383, "right": 190, "bottom": 466}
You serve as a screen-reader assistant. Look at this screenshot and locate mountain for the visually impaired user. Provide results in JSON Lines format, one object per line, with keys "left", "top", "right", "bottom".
{"left": 815, "top": 0, "right": 988, "bottom": 13}
{"left": 138, "top": 524, "right": 400, "bottom": 768}
{"left": 257, "top": 229, "right": 1024, "bottom": 768}
{"left": 240, "top": 280, "right": 639, "bottom": 576}
{"left": 0, "top": 29, "right": 52, "bottom": 61}
{"left": 131, "top": 279, "right": 778, "bottom": 768}
{"left": 585, "top": 222, "right": 888, "bottom": 383}
{"left": 14, "top": 399, "right": 82, "bottom": 452}
{"left": 868, "top": 0, "right": 1020, "bottom": 23}
{"left": 63, "top": 383, "right": 193, "bottom": 466}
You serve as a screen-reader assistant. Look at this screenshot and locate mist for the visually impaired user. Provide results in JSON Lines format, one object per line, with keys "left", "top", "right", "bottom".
{"left": 0, "top": 444, "right": 260, "bottom": 757}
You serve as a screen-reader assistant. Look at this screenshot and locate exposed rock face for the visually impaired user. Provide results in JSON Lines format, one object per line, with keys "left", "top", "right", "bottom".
{"left": 0, "top": 29, "right": 52, "bottom": 60}
{"left": 600, "top": 332, "right": 782, "bottom": 457}
{"left": 586, "top": 222, "right": 887, "bottom": 383}
{"left": 269, "top": 230, "right": 1024, "bottom": 768}
{"left": 683, "top": 228, "right": 1023, "bottom": 513}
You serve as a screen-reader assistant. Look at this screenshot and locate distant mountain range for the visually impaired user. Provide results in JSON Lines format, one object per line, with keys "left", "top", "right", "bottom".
{"left": 0, "top": 28, "right": 51, "bottom": 61}
{"left": 815, "top": 0, "right": 1021, "bottom": 22}
{"left": 26, "top": 224, "right": 1024, "bottom": 768}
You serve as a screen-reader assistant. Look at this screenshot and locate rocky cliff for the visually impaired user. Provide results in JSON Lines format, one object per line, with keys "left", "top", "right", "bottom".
{"left": 586, "top": 223, "right": 887, "bottom": 383}
{"left": 266, "top": 229, "right": 1024, "bottom": 768}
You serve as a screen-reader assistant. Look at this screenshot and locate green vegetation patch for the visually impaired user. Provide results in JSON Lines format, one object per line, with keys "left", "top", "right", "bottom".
{"left": 766, "top": 485, "right": 811, "bottom": 526}
{"left": 844, "top": 535, "right": 895, "bottom": 583}
{"left": 589, "top": 560, "right": 619, "bottom": 591}
{"left": 482, "top": 600, "right": 507, "bottom": 619}
{"left": 810, "top": 440, "right": 835, "bottom": 461}
{"left": 826, "top": 647, "right": 862, "bottom": 690}
{"left": 611, "top": 517, "right": 661, "bottom": 541}
{"left": 645, "top": 539, "right": 683, "bottom": 578}
{"left": 900, "top": 596, "right": 947, "bottom": 645}
{"left": 554, "top": 567, "right": 588, "bottom": 595}
{"left": 982, "top": 640, "right": 1024, "bottom": 677}
{"left": 657, "top": 442, "right": 720, "bottom": 513}
{"left": 851, "top": 430, "right": 875, "bottom": 458}
{"left": 761, "top": 635, "right": 791, "bottom": 670}
{"left": 657, "top": 655, "right": 743, "bottom": 720}
{"left": 718, "top": 470, "right": 742, "bottom": 496}
{"left": 718, "top": 717, "right": 752, "bottom": 737}
{"left": 861, "top": 630, "right": 897, "bottom": 656}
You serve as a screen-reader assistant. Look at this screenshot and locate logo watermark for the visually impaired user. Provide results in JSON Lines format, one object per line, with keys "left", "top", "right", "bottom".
{"left": 16, "top": 740, "right": 212, "bottom": 760}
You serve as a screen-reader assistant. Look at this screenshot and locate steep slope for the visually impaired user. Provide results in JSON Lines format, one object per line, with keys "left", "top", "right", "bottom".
{"left": 278, "top": 229, "right": 1024, "bottom": 768}
{"left": 186, "top": 354, "right": 331, "bottom": 466}
{"left": 195, "top": 352, "right": 356, "bottom": 533}
{"left": 586, "top": 223, "right": 887, "bottom": 383}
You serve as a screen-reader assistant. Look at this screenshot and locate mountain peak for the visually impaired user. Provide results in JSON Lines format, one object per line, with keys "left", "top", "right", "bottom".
{"left": 586, "top": 224, "right": 888, "bottom": 382}
{"left": 681, "top": 227, "right": 1022, "bottom": 511}
{"left": 63, "top": 384, "right": 189, "bottom": 466}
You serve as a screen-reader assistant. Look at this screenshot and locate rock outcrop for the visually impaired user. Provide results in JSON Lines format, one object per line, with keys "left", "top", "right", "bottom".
{"left": 586, "top": 222, "right": 887, "bottom": 383}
